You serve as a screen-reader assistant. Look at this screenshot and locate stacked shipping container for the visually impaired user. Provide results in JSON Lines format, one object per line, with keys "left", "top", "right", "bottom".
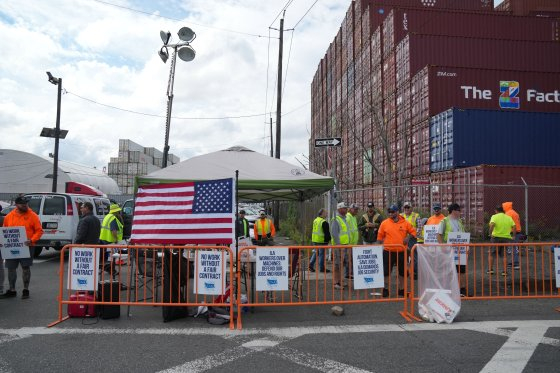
{"left": 310, "top": 0, "right": 560, "bottom": 234}
{"left": 108, "top": 139, "right": 180, "bottom": 194}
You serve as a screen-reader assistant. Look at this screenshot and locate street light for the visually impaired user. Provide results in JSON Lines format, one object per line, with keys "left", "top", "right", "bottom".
{"left": 43, "top": 71, "right": 68, "bottom": 192}
{"left": 158, "top": 27, "right": 196, "bottom": 168}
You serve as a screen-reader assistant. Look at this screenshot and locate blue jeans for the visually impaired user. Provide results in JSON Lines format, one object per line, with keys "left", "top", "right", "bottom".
{"left": 507, "top": 233, "right": 524, "bottom": 266}
{"left": 309, "top": 245, "right": 326, "bottom": 271}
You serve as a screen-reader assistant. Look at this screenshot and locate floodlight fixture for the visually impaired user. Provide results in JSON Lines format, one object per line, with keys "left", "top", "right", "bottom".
{"left": 158, "top": 46, "right": 169, "bottom": 63}
{"left": 160, "top": 30, "right": 171, "bottom": 45}
{"left": 177, "top": 45, "right": 196, "bottom": 62}
{"left": 177, "top": 27, "right": 196, "bottom": 42}
{"left": 46, "top": 71, "right": 59, "bottom": 85}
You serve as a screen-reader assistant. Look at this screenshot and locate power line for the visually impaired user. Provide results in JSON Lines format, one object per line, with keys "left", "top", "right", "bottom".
{"left": 269, "top": 0, "right": 295, "bottom": 28}
{"left": 66, "top": 91, "right": 272, "bottom": 120}
{"left": 89, "top": 0, "right": 272, "bottom": 39}
{"left": 292, "top": 0, "right": 320, "bottom": 29}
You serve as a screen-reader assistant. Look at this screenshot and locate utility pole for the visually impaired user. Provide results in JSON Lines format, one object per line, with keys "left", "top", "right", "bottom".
{"left": 275, "top": 14, "right": 284, "bottom": 159}
{"left": 270, "top": 117, "right": 274, "bottom": 157}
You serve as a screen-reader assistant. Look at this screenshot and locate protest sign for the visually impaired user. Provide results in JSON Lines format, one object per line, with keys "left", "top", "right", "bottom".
{"left": 423, "top": 225, "right": 440, "bottom": 244}
{"left": 255, "top": 247, "right": 289, "bottom": 291}
{"left": 68, "top": 248, "right": 99, "bottom": 291}
{"left": 447, "top": 232, "right": 471, "bottom": 265}
{"left": 554, "top": 247, "right": 560, "bottom": 288}
{"left": 0, "top": 227, "right": 30, "bottom": 259}
{"left": 352, "top": 246, "right": 384, "bottom": 289}
{"left": 195, "top": 251, "right": 224, "bottom": 295}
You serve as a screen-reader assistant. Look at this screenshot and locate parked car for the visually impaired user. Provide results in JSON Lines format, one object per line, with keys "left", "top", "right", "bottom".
{"left": 24, "top": 193, "right": 111, "bottom": 257}
{"left": 0, "top": 205, "right": 16, "bottom": 226}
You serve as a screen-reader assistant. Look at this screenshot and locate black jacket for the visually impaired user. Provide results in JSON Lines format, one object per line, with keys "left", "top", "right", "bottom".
{"left": 236, "top": 217, "right": 250, "bottom": 238}
{"left": 75, "top": 212, "right": 101, "bottom": 244}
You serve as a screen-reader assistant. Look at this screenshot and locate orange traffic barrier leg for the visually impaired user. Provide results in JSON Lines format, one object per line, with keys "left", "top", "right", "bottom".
{"left": 48, "top": 315, "right": 70, "bottom": 328}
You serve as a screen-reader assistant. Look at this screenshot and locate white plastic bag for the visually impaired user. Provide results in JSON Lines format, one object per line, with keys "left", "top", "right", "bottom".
{"left": 417, "top": 244, "right": 461, "bottom": 323}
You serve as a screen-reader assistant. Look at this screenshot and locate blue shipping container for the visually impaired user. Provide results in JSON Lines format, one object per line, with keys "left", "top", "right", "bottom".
{"left": 430, "top": 109, "right": 560, "bottom": 172}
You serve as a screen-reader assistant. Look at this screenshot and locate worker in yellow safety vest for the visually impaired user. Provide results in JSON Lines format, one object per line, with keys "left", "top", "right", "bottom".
{"left": 253, "top": 210, "right": 275, "bottom": 246}
{"left": 99, "top": 203, "right": 124, "bottom": 278}
{"left": 331, "top": 202, "right": 350, "bottom": 290}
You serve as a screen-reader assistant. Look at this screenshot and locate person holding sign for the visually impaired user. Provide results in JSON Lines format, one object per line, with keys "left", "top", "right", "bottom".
{"left": 0, "top": 196, "right": 43, "bottom": 299}
{"left": 376, "top": 204, "right": 416, "bottom": 298}
{"left": 437, "top": 203, "right": 469, "bottom": 297}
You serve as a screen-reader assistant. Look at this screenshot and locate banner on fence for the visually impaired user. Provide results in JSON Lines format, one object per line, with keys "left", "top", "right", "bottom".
{"left": 0, "top": 227, "right": 30, "bottom": 259}
{"left": 423, "top": 225, "right": 439, "bottom": 244}
{"left": 352, "top": 246, "right": 384, "bottom": 289}
{"left": 195, "top": 251, "right": 224, "bottom": 295}
{"left": 447, "top": 232, "right": 471, "bottom": 265}
{"left": 68, "top": 248, "right": 99, "bottom": 291}
{"left": 256, "top": 247, "right": 289, "bottom": 291}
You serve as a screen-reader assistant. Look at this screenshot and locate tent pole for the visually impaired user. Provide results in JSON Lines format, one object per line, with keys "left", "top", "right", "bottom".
{"left": 235, "top": 170, "right": 239, "bottom": 296}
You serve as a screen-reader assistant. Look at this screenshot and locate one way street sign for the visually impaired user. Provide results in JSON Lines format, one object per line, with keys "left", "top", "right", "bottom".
{"left": 314, "top": 137, "right": 342, "bottom": 147}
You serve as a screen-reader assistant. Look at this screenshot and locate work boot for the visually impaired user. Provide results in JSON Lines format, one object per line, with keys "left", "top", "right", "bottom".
{"left": 0, "top": 290, "right": 17, "bottom": 299}
{"left": 21, "top": 289, "right": 30, "bottom": 299}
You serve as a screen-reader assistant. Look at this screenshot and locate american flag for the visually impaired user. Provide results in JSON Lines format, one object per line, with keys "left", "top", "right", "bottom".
{"left": 130, "top": 178, "right": 235, "bottom": 244}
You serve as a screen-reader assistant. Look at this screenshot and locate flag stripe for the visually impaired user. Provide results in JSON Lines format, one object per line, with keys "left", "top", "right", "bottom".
{"left": 130, "top": 179, "right": 234, "bottom": 245}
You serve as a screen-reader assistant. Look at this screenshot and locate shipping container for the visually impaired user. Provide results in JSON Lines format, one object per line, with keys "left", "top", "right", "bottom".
{"left": 430, "top": 164, "right": 560, "bottom": 238}
{"left": 495, "top": 0, "right": 560, "bottom": 15}
{"left": 430, "top": 108, "right": 560, "bottom": 172}
{"left": 119, "top": 139, "right": 143, "bottom": 152}
{"left": 408, "top": 66, "right": 560, "bottom": 125}
{"left": 386, "top": 7, "right": 559, "bottom": 48}
{"left": 364, "top": 0, "right": 493, "bottom": 31}
{"left": 396, "top": 34, "right": 560, "bottom": 87}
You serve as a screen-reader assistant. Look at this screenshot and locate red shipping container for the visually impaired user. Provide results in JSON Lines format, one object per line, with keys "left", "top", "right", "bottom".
{"left": 496, "top": 0, "right": 560, "bottom": 15}
{"left": 396, "top": 34, "right": 560, "bottom": 87}
{"left": 430, "top": 165, "right": 560, "bottom": 238}
{"left": 365, "top": 0, "right": 493, "bottom": 31}
{"left": 408, "top": 66, "right": 560, "bottom": 124}
{"left": 387, "top": 7, "right": 559, "bottom": 47}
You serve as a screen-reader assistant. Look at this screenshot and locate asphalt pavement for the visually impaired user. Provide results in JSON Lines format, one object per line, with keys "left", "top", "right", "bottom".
{"left": 1, "top": 243, "right": 559, "bottom": 373}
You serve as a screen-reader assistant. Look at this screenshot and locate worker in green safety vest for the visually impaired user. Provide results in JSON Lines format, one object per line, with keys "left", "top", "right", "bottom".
{"left": 99, "top": 203, "right": 124, "bottom": 278}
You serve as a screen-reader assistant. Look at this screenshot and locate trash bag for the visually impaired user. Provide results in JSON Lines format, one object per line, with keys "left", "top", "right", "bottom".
{"left": 417, "top": 244, "right": 461, "bottom": 323}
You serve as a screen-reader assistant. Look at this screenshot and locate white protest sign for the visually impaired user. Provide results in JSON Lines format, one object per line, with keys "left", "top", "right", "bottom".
{"left": 352, "top": 246, "right": 384, "bottom": 289}
{"left": 195, "top": 251, "right": 224, "bottom": 295}
{"left": 68, "top": 248, "right": 99, "bottom": 291}
{"left": 423, "top": 225, "right": 440, "bottom": 244}
{"left": 255, "top": 247, "right": 289, "bottom": 291}
{"left": 554, "top": 247, "right": 560, "bottom": 288}
{"left": 0, "top": 227, "right": 30, "bottom": 259}
{"left": 447, "top": 232, "right": 471, "bottom": 265}
{"left": 425, "top": 290, "right": 460, "bottom": 324}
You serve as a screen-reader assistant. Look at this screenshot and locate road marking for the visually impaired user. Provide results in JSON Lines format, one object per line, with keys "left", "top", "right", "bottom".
{"left": 480, "top": 326, "right": 549, "bottom": 373}
{"left": 268, "top": 345, "right": 373, "bottom": 373}
{"left": 157, "top": 346, "right": 255, "bottom": 373}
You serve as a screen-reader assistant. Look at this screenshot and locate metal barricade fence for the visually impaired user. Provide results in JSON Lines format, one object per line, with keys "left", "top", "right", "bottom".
{"left": 235, "top": 244, "right": 409, "bottom": 329}
{"left": 49, "top": 244, "right": 235, "bottom": 329}
{"left": 403, "top": 242, "right": 560, "bottom": 321}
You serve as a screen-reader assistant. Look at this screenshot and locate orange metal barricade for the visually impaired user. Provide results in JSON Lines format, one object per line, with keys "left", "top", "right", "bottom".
{"left": 235, "top": 244, "right": 410, "bottom": 329}
{"left": 49, "top": 244, "right": 235, "bottom": 329}
{"left": 402, "top": 242, "right": 560, "bottom": 321}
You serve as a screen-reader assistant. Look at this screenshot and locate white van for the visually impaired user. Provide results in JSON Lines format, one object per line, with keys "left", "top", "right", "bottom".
{"left": 24, "top": 193, "right": 111, "bottom": 256}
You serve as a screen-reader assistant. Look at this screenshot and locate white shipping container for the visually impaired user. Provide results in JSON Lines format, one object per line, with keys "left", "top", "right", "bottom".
{"left": 119, "top": 139, "right": 143, "bottom": 152}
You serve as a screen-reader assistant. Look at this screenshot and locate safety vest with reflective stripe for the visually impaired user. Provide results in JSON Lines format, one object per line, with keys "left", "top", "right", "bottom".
{"left": 311, "top": 217, "right": 326, "bottom": 243}
{"left": 401, "top": 212, "right": 420, "bottom": 228}
{"left": 441, "top": 216, "right": 465, "bottom": 243}
{"left": 331, "top": 215, "right": 349, "bottom": 245}
{"left": 346, "top": 212, "right": 359, "bottom": 245}
{"left": 99, "top": 213, "right": 123, "bottom": 243}
{"left": 255, "top": 218, "right": 272, "bottom": 235}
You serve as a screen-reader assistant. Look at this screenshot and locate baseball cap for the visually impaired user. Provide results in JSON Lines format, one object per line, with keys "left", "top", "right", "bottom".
{"left": 337, "top": 202, "right": 348, "bottom": 209}
{"left": 239, "top": 209, "right": 246, "bottom": 214}
{"left": 403, "top": 201, "right": 412, "bottom": 207}
{"left": 387, "top": 204, "right": 399, "bottom": 212}
{"left": 259, "top": 210, "right": 266, "bottom": 215}
{"left": 433, "top": 204, "right": 441, "bottom": 210}
{"left": 350, "top": 203, "right": 359, "bottom": 209}
{"left": 367, "top": 202, "right": 374, "bottom": 208}
{"left": 14, "top": 196, "right": 29, "bottom": 204}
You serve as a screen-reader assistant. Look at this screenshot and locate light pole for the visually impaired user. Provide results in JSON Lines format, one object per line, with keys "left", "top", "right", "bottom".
{"left": 42, "top": 72, "right": 68, "bottom": 192}
{"left": 158, "top": 27, "right": 196, "bottom": 168}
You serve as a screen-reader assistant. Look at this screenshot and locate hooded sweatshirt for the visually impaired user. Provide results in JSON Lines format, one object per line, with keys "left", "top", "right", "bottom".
{"left": 502, "top": 202, "right": 521, "bottom": 233}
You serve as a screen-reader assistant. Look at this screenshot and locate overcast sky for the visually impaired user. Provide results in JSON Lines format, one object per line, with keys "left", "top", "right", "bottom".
{"left": 0, "top": 0, "right": 503, "bottom": 170}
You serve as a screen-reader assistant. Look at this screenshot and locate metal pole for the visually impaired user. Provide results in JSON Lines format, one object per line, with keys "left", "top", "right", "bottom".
{"left": 270, "top": 117, "right": 273, "bottom": 157}
{"left": 162, "top": 47, "right": 177, "bottom": 169}
{"left": 52, "top": 78, "right": 62, "bottom": 192}
{"left": 521, "top": 177, "right": 529, "bottom": 237}
{"left": 274, "top": 15, "right": 284, "bottom": 160}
